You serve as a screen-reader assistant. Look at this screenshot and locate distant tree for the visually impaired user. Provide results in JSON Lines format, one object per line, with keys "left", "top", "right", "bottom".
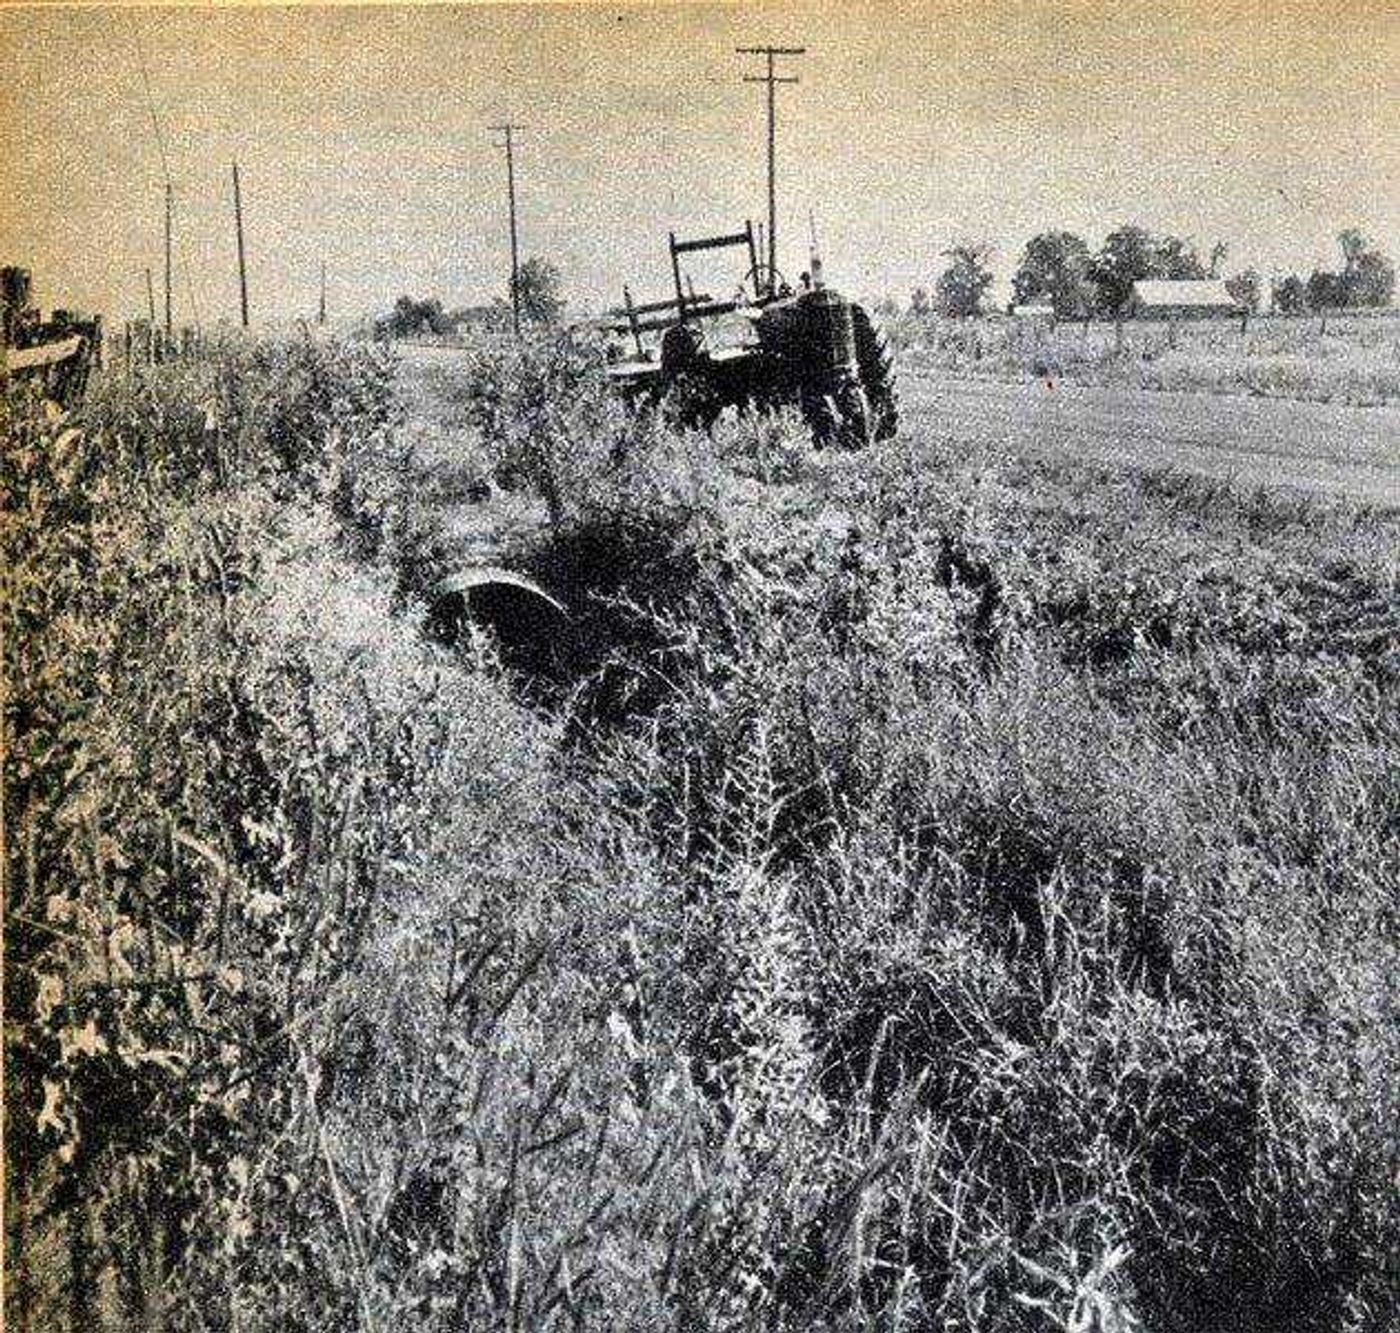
{"left": 424, "top": 298, "right": 453, "bottom": 335}
{"left": 1090, "top": 225, "right": 1157, "bottom": 315}
{"left": 1305, "top": 233, "right": 1396, "bottom": 311}
{"left": 1225, "top": 268, "right": 1262, "bottom": 314}
{"left": 1307, "top": 269, "right": 1347, "bottom": 312}
{"left": 935, "top": 243, "right": 994, "bottom": 317}
{"left": 378, "top": 295, "right": 452, "bottom": 339}
{"left": 511, "top": 258, "right": 566, "bottom": 325}
{"left": 1338, "top": 228, "right": 1367, "bottom": 278}
{"left": 1348, "top": 250, "right": 1395, "bottom": 307}
{"left": 1332, "top": 230, "right": 1394, "bottom": 308}
{"left": 1208, "top": 241, "right": 1228, "bottom": 278}
{"left": 1152, "top": 235, "right": 1207, "bottom": 281}
{"left": 1274, "top": 274, "right": 1308, "bottom": 314}
{"left": 909, "top": 286, "right": 931, "bottom": 316}
{"left": 1012, "top": 231, "right": 1095, "bottom": 318}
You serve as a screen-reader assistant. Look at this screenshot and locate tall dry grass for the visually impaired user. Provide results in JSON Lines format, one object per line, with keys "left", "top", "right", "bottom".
{"left": 6, "top": 332, "right": 1396, "bottom": 1331}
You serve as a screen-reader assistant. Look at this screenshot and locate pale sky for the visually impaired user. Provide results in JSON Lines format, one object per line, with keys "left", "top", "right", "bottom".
{"left": 1, "top": 1, "right": 1396, "bottom": 326}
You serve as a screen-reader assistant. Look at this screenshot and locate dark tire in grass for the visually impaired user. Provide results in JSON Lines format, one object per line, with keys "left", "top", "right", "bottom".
{"left": 852, "top": 302, "right": 899, "bottom": 441}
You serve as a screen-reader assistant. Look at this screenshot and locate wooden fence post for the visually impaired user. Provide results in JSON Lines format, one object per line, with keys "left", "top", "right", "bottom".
{"left": 67, "top": 1189, "right": 94, "bottom": 1333}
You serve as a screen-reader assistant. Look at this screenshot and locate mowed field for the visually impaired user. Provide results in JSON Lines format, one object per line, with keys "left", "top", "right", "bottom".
{"left": 900, "top": 371, "right": 1400, "bottom": 505}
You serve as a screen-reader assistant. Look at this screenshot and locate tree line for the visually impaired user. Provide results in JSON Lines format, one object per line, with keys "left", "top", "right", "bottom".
{"left": 374, "top": 257, "right": 565, "bottom": 338}
{"left": 369, "top": 232, "right": 1395, "bottom": 334}
{"left": 913, "top": 227, "right": 1395, "bottom": 319}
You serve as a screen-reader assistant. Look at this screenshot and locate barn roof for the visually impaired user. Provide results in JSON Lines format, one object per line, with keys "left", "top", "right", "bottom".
{"left": 1131, "top": 279, "right": 1239, "bottom": 309}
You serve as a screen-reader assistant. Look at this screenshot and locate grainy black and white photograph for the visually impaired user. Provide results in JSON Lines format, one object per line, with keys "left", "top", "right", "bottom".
{"left": 2, "top": 1, "right": 1398, "bottom": 1329}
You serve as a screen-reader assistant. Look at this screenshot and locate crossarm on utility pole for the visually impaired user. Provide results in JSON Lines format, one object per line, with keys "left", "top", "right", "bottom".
{"left": 735, "top": 46, "right": 806, "bottom": 297}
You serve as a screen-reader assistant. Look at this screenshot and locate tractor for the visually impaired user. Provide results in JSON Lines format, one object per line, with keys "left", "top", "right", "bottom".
{"left": 433, "top": 229, "right": 898, "bottom": 676}
{"left": 599, "top": 221, "right": 897, "bottom": 448}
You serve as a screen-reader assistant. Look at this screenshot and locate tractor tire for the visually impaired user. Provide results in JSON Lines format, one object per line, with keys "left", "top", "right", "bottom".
{"left": 852, "top": 303, "right": 899, "bottom": 441}
{"left": 799, "top": 386, "right": 841, "bottom": 450}
{"left": 833, "top": 376, "right": 873, "bottom": 451}
{"left": 800, "top": 374, "right": 871, "bottom": 451}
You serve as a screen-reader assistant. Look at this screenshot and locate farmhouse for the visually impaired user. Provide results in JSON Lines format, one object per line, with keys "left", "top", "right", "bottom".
{"left": 1126, "top": 279, "right": 1241, "bottom": 320}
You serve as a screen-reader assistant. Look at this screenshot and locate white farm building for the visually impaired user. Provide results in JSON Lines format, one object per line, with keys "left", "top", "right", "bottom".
{"left": 1125, "top": 279, "right": 1242, "bottom": 320}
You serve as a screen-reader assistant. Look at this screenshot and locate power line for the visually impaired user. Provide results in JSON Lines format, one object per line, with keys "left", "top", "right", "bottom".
{"left": 736, "top": 45, "right": 805, "bottom": 297}
{"left": 488, "top": 123, "right": 526, "bottom": 338}
{"left": 128, "top": 15, "right": 201, "bottom": 330}
{"left": 129, "top": 19, "right": 173, "bottom": 186}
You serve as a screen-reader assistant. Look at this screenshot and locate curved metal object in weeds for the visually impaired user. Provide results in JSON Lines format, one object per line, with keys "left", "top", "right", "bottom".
{"left": 432, "top": 566, "right": 569, "bottom": 620}
{"left": 428, "top": 566, "right": 575, "bottom": 684}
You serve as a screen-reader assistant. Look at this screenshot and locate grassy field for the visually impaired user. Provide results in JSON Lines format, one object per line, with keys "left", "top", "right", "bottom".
{"left": 891, "top": 374, "right": 1400, "bottom": 507}
{"left": 888, "top": 309, "right": 1400, "bottom": 406}
{"left": 5, "top": 333, "right": 1398, "bottom": 1332}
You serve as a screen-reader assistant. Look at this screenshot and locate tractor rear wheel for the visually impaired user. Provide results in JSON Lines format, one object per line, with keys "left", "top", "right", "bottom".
{"left": 801, "top": 374, "right": 871, "bottom": 451}
{"left": 852, "top": 303, "right": 899, "bottom": 440}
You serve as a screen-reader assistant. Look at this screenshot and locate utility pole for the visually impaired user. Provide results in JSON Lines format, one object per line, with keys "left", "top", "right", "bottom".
{"left": 737, "top": 45, "right": 805, "bottom": 297}
{"left": 488, "top": 123, "right": 524, "bottom": 337}
{"left": 145, "top": 267, "right": 156, "bottom": 327}
{"left": 163, "top": 182, "right": 173, "bottom": 337}
{"left": 318, "top": 260, "right": 327, "bottom": 325}
{"left": 232, "top": 161, "right": 249, "bottom": 328}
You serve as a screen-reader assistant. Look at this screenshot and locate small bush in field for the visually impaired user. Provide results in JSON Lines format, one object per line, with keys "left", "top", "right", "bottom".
{"left": 451, "top": 329, "right": 732, "bottom": 533}
{"left": 711, "top": 405, "right": 815, "bottom": 485}
{"left": 452, "top": 330, "right": 622, "bottom": 526}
